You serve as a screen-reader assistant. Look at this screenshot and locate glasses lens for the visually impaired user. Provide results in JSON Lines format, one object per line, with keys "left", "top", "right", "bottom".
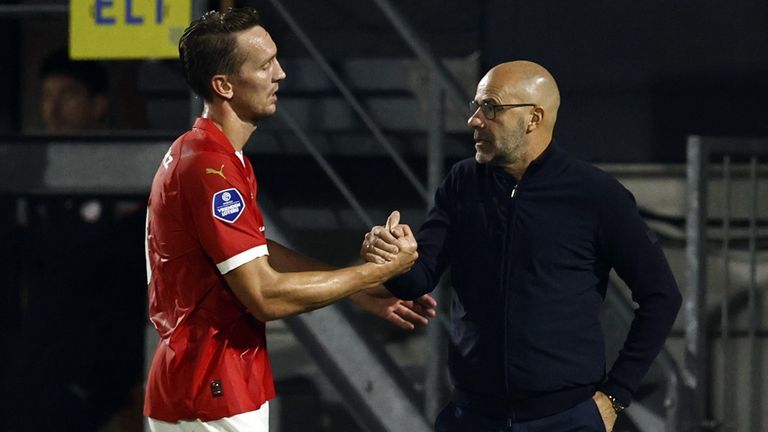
{"left": 484, "top": 103, "right": 494, "bottom": 119}
{"left": 470, "top": 101, "right": 494, "bottom": 119}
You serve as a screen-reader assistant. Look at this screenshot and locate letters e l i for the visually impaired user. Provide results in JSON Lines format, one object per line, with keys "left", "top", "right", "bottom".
{"left": 94, "top": 0, "right": 166, "bottom": 25}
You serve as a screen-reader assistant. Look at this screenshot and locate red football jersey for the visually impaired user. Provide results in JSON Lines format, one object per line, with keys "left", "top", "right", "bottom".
{"left": 144, "top": 118, "right": 275, "bottom": 422}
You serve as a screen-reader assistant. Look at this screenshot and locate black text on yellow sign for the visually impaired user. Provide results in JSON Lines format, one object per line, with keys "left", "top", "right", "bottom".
{"left": 70, "top": 0, "right": 191, "bottom": 59}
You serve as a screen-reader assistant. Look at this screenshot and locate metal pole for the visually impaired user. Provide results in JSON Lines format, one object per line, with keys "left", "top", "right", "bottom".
{"left": 426, "top": 73, "right": 445, "bottom": 205}
{"left": 266, "top": 0, "right": 430, "bottom": 202}
{"left": 719, "top": 156, "right": 734, "bottom": 431}
{"left": 684, "top": 135, "right": 708, "bottom": 431}
{"left": 424, "top": 73, "right": 449, "bottom": 421}
{"left": 745, "top": 156, "right": 761, "bottom": 432}
{"left": 283, "top": 307, "right": 433, "bottom": 432}
{"left": 278, "top": 109, "right": 374, "bottom": 228}
{"left": 259, "top": 207, "right": 433, "bottom": 432}
{"left": 368, "top": 0, "right": 469, "bottom": 118}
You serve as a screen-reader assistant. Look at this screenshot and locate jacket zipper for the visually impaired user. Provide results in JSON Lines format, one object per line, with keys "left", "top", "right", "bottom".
{"left": 503, "top": 182, "right": 519, "bottom": 400}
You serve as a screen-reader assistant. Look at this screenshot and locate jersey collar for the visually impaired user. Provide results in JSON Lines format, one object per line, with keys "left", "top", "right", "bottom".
{"left": 193, "top": 117, "right": 236, "bottom": 154}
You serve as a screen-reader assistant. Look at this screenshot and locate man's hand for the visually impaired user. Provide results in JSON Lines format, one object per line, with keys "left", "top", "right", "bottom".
{"left": 353, "top": 210, "right": 425, "bottom": 326}
{"left": 349, "top": 288, "right": 437, "bottom": 330}
{"left": 361, "top": 210, "right": 415, "bottom": 264}
{"left": 592, "top": 391, "right": 618, "bottom": 432}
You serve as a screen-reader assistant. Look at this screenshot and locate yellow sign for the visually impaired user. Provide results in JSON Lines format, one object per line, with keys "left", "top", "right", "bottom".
{"left": 70, "top": 0, "right": 191, "bottom": 59}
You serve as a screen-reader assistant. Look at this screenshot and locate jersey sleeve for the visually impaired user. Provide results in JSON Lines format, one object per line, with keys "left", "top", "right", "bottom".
{"left": 181, "top": 153, "right": 268, "bottom": 274}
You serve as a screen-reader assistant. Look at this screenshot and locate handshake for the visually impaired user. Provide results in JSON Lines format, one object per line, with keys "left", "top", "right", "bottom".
{"left": 352, "top": 210, "right": 436, "bottom": 330}
{"left": 360, "top": 210, "right": 418, "bottom": 277}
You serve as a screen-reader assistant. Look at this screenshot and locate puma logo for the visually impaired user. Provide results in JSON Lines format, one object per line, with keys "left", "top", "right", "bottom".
{"left": 206, "top": 164, "right": 226, "bottom": 179}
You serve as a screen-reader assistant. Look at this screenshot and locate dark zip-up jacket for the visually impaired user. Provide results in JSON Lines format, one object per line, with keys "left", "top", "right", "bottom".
{"left": 386, "top": 142, "right": 681, "bottom": 420}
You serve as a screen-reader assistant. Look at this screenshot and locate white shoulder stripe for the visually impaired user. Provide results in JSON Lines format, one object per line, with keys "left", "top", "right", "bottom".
{"left": 145, "top": 210, "right": 152, "bottom": 284}
{"left": 216, "top": 244, "right": 269, "bottom": 274}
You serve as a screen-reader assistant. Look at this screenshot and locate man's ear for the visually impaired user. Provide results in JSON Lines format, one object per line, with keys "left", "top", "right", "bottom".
{"left": 211, "top": 75, "right": 234, "bottom": 100}
{"left": 527, "top": 106, "right": 544, "bottom": 132}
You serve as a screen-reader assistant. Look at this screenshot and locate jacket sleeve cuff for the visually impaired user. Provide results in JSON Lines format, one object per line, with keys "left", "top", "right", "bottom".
{"left": 384, "top": 273, "right": 423, "bottom": 300}
{"left": 598, "top": 378, "right": 633, "bottom": 408}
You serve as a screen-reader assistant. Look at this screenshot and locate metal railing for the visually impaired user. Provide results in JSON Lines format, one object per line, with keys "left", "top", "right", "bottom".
{"left": 8, "top": 0, "right": 465, "bottom": 428}
{"left": 683, "top": 136, "right": 768, "bottom": 432}
{"left": 265, "top": 0, "right": 430, "bottom": 203}
{"left": 257, "top": 0, "right": 465, "bottom": 424}
{"left": 4, "top": 1, "right": 702, "bottom": 429}
{"left": 263, "top": 0, "right": 472, "bottom": 209}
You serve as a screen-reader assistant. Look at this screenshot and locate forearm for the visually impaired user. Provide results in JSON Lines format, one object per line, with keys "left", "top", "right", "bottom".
{"left": 603, "top": 248, "right": 682, "bottom": 405}
{"left": 267, "top": 239, "right": 335, "bottom": 272}
{"left": 267, "top": 239, "right": 386, "bottom": 300}
{"left": 225, "top": 254, "right": 409, "bottom": 322}
{"left": 383, "top": 218, "right": 449, "bottom": 299}
{"left": 384, "top": 259, "right": 434, "bottom": 300}
{"left": 265, "top": 263, "right": 394, "bottom": 319}
{"left": 599, "top": 185, "right": 682, "bottom": 405}
{"left": 602, "top": 284, "right": 681, "bottom": 404}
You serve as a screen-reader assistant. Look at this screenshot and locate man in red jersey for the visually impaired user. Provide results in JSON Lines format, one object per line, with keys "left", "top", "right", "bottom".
{"left": 144, "top": 8, "right": 435, "bottom": 431}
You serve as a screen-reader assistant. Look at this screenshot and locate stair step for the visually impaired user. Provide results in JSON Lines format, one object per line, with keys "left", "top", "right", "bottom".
{"left": 139, "top": 57, "right": 476, "bottom": 93}
{"left": 259, "top": 0, "right": 480, "bottom": 58}
{"left": 137, "top": 56, "right": 478, "bottom": 133}
{"left": 245, "top": 129, "right": 472, "bottom": 157}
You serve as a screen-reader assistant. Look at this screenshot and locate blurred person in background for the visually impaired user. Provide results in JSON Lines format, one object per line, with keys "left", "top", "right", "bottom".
{"left": 3, "top": 48, "right": 147, "bottom": 431}
{"left": 39, "top": 48, "right": 110, "bottom": 133}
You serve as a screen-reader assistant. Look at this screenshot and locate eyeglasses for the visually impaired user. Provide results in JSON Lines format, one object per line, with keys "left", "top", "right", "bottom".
{"left": 469, "top": 100, "right": 536, "bottom": 120}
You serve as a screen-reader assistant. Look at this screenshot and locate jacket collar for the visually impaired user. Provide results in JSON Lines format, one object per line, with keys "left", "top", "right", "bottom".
{"left": 523, "top": 140, "right": 561, "bottom": 179}
{"left": 489, "top": 140, "right": 564, "bottom": 186}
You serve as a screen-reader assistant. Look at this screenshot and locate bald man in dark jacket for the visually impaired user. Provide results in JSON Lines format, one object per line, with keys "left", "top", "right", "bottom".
{"left": 361, "top": 61, "right": 681, "bottom": 432}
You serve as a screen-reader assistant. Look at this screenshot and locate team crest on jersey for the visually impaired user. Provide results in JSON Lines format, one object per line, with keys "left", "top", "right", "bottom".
{"left": 212, "top": 188, "right": 246, "bottom": 223}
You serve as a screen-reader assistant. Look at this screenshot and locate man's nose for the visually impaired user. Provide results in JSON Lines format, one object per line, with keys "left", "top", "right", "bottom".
{"left": 274, "top": 59, "right": 286, "bottom": 81}
{"left": 467, "top": 111, "right": 484, "bottom": 128}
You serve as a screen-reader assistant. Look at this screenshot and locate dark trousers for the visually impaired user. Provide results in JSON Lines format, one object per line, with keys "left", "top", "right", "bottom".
{"left": 435, "top": 398, "right": 605, "bottom": 432}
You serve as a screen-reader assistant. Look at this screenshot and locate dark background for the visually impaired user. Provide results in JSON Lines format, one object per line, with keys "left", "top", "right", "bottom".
{"left": 3, "top": 0, "right": 766, "bottom": 161}
{"left": 0, "top": 0, "right": 766, "bottom": 430}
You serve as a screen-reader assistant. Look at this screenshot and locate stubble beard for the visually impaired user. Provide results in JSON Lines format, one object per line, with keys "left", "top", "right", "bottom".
{"left": 484, "top": 119, "right": 527, "bottom": 167}
{"left": 245, "top": 101, "right": 277, "bottom": 125}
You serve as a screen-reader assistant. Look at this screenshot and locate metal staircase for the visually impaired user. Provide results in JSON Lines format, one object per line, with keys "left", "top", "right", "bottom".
{"left": 0, "top": 0, "right": 698, "bottom": 431}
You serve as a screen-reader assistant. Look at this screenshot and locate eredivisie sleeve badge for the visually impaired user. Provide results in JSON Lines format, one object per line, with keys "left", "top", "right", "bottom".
{"left": 212, "top": 188, "right": 246, "bottom": 223}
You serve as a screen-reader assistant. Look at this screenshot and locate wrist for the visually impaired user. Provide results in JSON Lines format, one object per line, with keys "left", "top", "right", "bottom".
{"left": 604, "top": 393, "right": 626, "bottom": 414}
{"left": 360, "top": 261, "right": 391, "bottom": 288}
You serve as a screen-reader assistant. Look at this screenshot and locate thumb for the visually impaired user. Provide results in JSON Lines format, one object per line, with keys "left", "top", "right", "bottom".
{"left": 385, "top": 210, "right": 400, "bottom": 232}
